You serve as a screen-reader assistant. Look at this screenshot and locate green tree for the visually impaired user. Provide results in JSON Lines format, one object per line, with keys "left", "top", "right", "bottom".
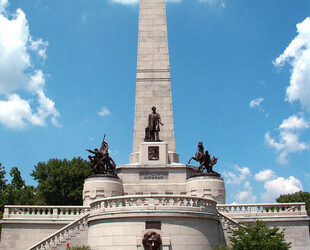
{"left": 0, "top": 163, "right": 6, "bottom": 196}
{"left": 0, "top": 165, "right": 35, "bottom": 236}
{"left": 229, "top": 220, "right": 291, "bottom": 250}
{"left": 0, "top": 163, "right": 7, "bottom": 235}
{"left": 1, "top": 167, "right": 35, "bottom": 206}
{"left": 276, "top": 191, "right": 310, "bottom": 216}
{"left": 31, "top": 157, "right": 92, "bottom": 205}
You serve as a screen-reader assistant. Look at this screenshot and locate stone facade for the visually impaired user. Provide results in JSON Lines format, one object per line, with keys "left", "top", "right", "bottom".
{"left": 132, "top": 0, "right": 178, "bottom": 163}
{"left": 1, "top": 0, "right": 310, "bottom": 249}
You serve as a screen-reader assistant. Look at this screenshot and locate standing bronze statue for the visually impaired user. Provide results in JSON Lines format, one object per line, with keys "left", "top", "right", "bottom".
{"left": 188, "top": 142, "right": 219, "bottom": 175}
{"left": 87, "top": 134, "right": 117, "bottom": 176}
{"left": 142, "top": 231, "right": 162, "bottom": 250}
{"left": 145, "top": 106, "right": 164, "bottom": 141}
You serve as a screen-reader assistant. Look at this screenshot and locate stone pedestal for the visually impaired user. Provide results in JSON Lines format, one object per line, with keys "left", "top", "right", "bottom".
{"left": 83, "top": 176, "right": 123, "bottom": 206}
{"left": 186, "top": 175, "right": 226, "bottom": 204}
{"left": 140, "top": 141, "right": 168, "bottom": 165}
{"left": 130, "top": 141, "right": 179, "bottom": 164}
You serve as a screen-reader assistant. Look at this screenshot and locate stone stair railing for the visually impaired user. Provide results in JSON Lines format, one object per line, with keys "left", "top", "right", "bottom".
{"left": 90, "top": 195, "right": 217, "bottom": 215}
{"left": 218, "top": 211, "right": 243, "bottom": 231}
{"left": 3, "top": 205, "right": 90, "bottom": 219}
{"left": 26, "top": 212, "right": 90, "bottom": 250}
{"left": 216, "top": 203, "right": 307, "bottom": 217}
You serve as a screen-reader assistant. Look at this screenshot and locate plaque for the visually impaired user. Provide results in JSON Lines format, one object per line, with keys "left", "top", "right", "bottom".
{"left": 148, "top": 146, "right": 159, "bottom": 160}
{"left": 140, "top": 172, "right": 168, "bottom": 180}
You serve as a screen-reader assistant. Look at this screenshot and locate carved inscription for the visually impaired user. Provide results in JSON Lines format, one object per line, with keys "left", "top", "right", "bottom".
{"left": 140, "top": 172, "right": 168, "bottom": 180}
{"left": 148, "top": 146, "right": 159, "bottom": 160}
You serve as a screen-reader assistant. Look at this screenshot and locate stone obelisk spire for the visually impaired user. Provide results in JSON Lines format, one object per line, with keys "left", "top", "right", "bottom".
{"left": 131, "top": 0, "right": 178, "bottom": 163}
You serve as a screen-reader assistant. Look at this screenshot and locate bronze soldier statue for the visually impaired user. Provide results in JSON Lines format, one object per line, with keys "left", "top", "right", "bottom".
{"left": 87, "top": 135, "right": 116, "bottom": 176}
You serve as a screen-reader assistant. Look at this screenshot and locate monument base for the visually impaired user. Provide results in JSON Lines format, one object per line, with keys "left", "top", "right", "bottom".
{"left": 188, "top": 172, "right": 221, "bottom": 178}
{"left": 186, "top": 175, "right": 226, "bottom": 204}
{"left": 130, "top": 141, "right": 179, "bottom": 164}
{"left": 83, "top": 176, "right": 123, "bottom": 206}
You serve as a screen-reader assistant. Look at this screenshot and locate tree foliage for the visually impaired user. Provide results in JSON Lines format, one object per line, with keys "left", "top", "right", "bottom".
{"left": 1, "top": 167, "right": 35, "bottom": 206}
{"left": 276, "top": 191, "right": 310, "bottom": 217}
{"left": 229, "top": 220, "right": 291, "bottom": 250}
{"left": 0, "top": 164, "right": 36, "bottom": 235}
{"left": 31, "top": 157, "right": 92, "bottom": 205}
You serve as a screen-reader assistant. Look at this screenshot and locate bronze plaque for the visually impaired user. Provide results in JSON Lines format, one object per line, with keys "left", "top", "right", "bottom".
{"left": 148, "top": 146, "right": 159, "bottom": 160}
{"left": 146, "top": 221, "right": 161, "bottom": 230}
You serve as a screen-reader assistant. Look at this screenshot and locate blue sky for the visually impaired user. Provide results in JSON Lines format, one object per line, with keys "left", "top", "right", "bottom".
{"left": 0, "top": 0, "right": 309, "bottom": 204}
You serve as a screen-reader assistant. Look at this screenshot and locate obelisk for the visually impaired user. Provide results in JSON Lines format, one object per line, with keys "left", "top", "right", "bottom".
{"left": 130, "top": 0, "right": 179, "bottom": 163}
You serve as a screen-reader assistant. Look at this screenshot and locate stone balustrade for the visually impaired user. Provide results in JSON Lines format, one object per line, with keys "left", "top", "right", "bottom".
{"left": 217, "top": 203, "right": 307, "bottom": 217}
{"left": 3, "top": 202, "right": 306, "bottom": 220}
{"left": 27, "top": 213, "right": 89, "bottom": 250}
{"left": 3, "top": 205, "right": 90, "bottom": 219}
{"left": 218, "top": 211, "right": 245, "bottom": 230}
{"left": 89, "top": 195, "right": 217, "bottom": 215}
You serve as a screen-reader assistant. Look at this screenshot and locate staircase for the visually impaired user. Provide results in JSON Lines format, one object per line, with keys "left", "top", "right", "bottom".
{"left": 27, "top": 213, "right": 89, "bottom": 250}
{"left": 218, "top": 211, "right": 244, "bottom": 246}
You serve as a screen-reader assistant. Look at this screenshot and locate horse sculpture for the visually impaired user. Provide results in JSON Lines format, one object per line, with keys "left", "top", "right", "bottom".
{"left": 188, "top": 142, "right": 218, "bottom": 174}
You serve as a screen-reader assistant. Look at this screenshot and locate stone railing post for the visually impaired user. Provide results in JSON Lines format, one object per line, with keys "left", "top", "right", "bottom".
{"left": 3, "top": 207, "right": 9, "bottom": 218}
{"left": 52, "top": 208, "right": 58, "bottom": 219}
{"left": 250, "top": 205, "right": 257, "bottom": 213}
{"left": 147, "top": 198, "right": 156, "bottom": 210}
{"left": 300, "top": 204, "right": 306, "bottom": 215}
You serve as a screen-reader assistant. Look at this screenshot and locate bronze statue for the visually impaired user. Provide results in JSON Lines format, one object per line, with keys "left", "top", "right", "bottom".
{"left": 188, "top": 142, "right": 219, "bottom": 174}
{"left": 145, "top": 106, "right": 164, "bottom": 141}
{"left": 87, "top": 134, "right": 116, "bottom": 176}
{"left": 142, "top": 231, "right": 162, "bottom": 250}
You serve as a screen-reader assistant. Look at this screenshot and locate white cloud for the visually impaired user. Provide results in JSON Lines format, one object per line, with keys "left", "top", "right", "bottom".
{"left": 0, "top": 9, "right": 30, "bottom": 94}
{"left": 35, "top": 90, "right": 60, "bottom": 127}
{"left": 29, "top": 38, "right": 48, "bottom": 60}
{"left": 98, "top": 107, "right": 111, "bottom": 117}
{"left": 109, "top": 0, "right": 138, "bottom": 4}
{"left": 108, "top": 149, "right": 119, "bottom": 157}
{"left": 250, "top": 97, "right": 264, "bottom": 111}
{"left": 265, "top": 115, "right": 309, "bottom": 164}
{"left": 0, "top": 2, "right": 59, "bottom": 129}
{"left": 261, "top": 176, "right": 302, "bottom": 202}
{"left": 199, "top": 0, "right": 225, "bottom": 8}
{"left": 274, "top": 17, "right": 310, "bottom": 111}
{"left": 223, "top": 165, "right": 251, "bottom": 184}
{"left": 234, "top": 181, "right": 256, "bottom": 203}
{"left": 254, "top": 169, "right": 276, "bottom": 182}
{"left": 109, "top": 0, "right": 181, "bottom": 5}
{"left": 279, "top": 115, "right": 309, "bottom": 130}
{"left": 0, "top": 91, "right": 60, "bottom": 129}
{"left": 0, "top": 0, "right": 8, "bottom": 13}
{"left": 0, "top": 94, "right": 33, "bottom": 129}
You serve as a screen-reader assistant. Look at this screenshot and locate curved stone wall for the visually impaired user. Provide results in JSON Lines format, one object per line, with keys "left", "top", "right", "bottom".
{"left": 186, "top": 175, "right": 226, "bottom": 204}
{"left": 83, "top": 176, "right": 123, "bottom": 206}
{"left": 87, "top": 195, "right": 224, "bottom": 249}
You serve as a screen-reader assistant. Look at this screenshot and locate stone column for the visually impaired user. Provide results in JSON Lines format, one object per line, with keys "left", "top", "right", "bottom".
{"left": 132, "top": 0, "right": 178, "bottom": 163}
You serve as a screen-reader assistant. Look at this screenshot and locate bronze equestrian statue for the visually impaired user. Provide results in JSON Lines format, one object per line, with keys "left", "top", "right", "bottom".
{"left": 188, "top": 142, "right": 218, "bottom": 174}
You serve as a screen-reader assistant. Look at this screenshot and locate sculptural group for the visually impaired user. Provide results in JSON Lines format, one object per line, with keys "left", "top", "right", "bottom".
{"left": 87, "top": 134, "right": 117, "bottom": 176}
{"left": 188, "top": 142, "right": 219, "bottom": 175}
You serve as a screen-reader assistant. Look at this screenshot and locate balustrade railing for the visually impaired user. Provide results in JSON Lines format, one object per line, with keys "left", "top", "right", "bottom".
{"left": 90, "top": 195, "right": 217, "bottom": 214}
{"left": 218, "top": 211, "right": 244, "bottom": 231}
{"left": 27, "top": 213, "right": 89, "bottom": 250}
{"left": 3, "top": 205, "right": 90, "bottom": 219}
{"left": 217, "top": 203, "right": 307, "bottom": 217}
{"left": 3, "top": 202, "right": 306, "bottom": 220}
